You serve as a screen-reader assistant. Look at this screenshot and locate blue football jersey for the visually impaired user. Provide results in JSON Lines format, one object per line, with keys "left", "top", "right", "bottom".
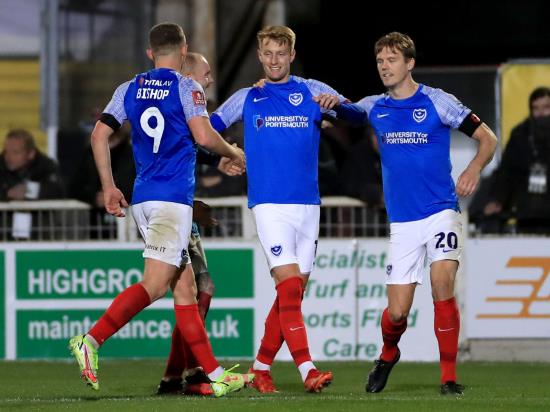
{"left": 211, "top": 75, "right": 345, "bottom": 208}
{"left": 357, "top": 84, "right": 471, "bottom": 223}
{"left": 103, "top": 68, "right": 208, "bottom": 206}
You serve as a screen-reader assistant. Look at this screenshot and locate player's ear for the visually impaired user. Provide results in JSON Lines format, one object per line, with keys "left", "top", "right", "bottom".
{"left": 407, "top": 57, "right": 415, "bottom": 71}
{"left": 289, "top": 49, "right": 296, "bottom": 63}
{"left": 146, "top": 48, "right": 154, "bottom": 62}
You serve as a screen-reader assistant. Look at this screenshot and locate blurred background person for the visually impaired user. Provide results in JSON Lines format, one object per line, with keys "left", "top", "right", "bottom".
{"left": 483, "top": 86, "right": 550, "bottom": 234}
{"left": 0, "top": 128, "right": 65, "bottom": 240}
{"left": 0, "top": 128, "right": 65, "bottom": 201}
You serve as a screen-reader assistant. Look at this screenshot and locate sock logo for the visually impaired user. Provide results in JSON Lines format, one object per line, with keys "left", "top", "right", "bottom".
{"left": 290, "top": 326, "right": 304, "bottom": 331}
{"left": 271, "top": 244, "right": 282, "bottom": 256}
{"left": 437, "top": 327, "right": 455, "bottom": 332}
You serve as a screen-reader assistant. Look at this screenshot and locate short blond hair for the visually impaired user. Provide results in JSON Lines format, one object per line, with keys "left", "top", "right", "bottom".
{"left": 257, "top": 26, "right": 296, "bottom": 50}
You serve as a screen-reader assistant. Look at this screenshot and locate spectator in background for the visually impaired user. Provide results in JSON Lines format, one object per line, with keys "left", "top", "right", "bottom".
{"left": 69, "top": 125, "right": 135, "bottom": 238}
{"left": 484, "top": 86, "right": 550, "bottom": 234}
{"left": 0, "top": 128, "right": 65, "bottom": 201}
{"left": 0, "top": 128, "right": 65, "bottom": 240}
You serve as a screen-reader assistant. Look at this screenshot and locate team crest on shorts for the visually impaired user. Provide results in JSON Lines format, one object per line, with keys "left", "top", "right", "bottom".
{"left": 386, "top": 264, "right": 393, "bottom": 276}
{"left": 412, "top": 108, "right": 427, "bottom": 123}
{"left": 271, "top": 244, "right": 283, "bottom": 256}
{"left": 288, "top": 93, "right": 303, "bottom": 106}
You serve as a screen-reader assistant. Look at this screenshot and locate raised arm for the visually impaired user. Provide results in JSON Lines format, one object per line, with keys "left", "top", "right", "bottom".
{"left": 188, "top": 116, "right": 245, "bottom": 169}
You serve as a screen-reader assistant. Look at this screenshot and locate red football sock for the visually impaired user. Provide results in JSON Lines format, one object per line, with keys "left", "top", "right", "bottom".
{"left": 88, "top": 283, "right": 151, "bottom": 346}
{"left": 163, "top": 326, "right": 187, "bottom": 378}
{"left": 256, "top": 296, "right": 284, "bottom": 366}
{"left": 197, "top": 291, "right": 212, "bottom": 322}
{"left": 380, "top": 307, "right": 407, "bottom": 362}
{"left": 434, "top": 297, "right": 460, "bottom": 383}
{"left": 277, "top": 277, "right": 311, "bottom": 367}
{"left": 175, "top": 304, "right": 219, "bottom": 374}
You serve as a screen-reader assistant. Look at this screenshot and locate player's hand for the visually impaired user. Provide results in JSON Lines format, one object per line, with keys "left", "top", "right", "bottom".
{"left": 103, "top": 185, "right": 128, "bottom": 217}
{"left": 253, "top": 78, "right": 266, "bottom": 88}
{"left": 6, "top": 183, "right": 27, "bottom": 200}
{"left": 313, "top": 93, "right": 340, "bottom": 110}
{"left": 456, "top": 165, "right": 480, "bottom": 197}
{"left": 193, "top": 200, "right": 218, "bottom": 227}
{"left": 218, "top": 156, "right": 244, "bottom": 176}
{"left": 229, "top": 145, "right": 246, "bottom": 171}
{"left": 484, "top": 201, "right": 502, "bottom": 215}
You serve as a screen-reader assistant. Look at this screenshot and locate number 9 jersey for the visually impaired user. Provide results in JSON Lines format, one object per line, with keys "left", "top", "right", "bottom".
{"left": 102, "top": 68, "right": 208, "bottom": 206}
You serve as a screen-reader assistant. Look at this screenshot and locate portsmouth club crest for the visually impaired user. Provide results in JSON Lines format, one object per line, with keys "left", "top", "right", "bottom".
{"left": 253, "top": 114, "right": 264, "bottom": 130}
{"left": 271, "top": 244, "right": 283, "bottom": 256}
{"left": 288, "top": 93, "right": 303, "bottom": 106}
{"left": 412, "top": 108, "right": 427, "bottom": 123}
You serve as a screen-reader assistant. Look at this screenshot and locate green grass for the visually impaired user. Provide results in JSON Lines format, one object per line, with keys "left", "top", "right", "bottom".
{"left": 0, "top": 360, "right": 549, "bottom": 411}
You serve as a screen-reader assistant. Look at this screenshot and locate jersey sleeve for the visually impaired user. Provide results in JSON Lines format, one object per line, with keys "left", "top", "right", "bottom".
{"left": 103, "top": 80, "right": 131, "bottom": 125}
{"left": 356, "top": 94, "right": 385, "bottom": 117}
{"left": 423, "top": 86, "right": 471, "bottom": 129}
{"left": 178, "top": 77, "right": 209, "bottom": 120}
{"left": 302, "top": 77, "right": 347, "bottom": 115}
{"left": 211, "top": 87, "right": 250, "bottom": 128}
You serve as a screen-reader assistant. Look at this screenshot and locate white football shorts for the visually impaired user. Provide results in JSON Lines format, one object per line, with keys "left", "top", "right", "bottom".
{"left": 252, "top": 203, "right": 320, "bottom": 274}
{"left": 386, "top": 209, "right": 463, "bottom": 285}
{"left": 132, "top": 201, "right": 192, "bottom": 267}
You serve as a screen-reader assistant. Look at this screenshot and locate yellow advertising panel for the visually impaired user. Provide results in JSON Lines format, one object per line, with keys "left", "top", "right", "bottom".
{"left": 500, "top": 63, "right": 550, "bottom": 147}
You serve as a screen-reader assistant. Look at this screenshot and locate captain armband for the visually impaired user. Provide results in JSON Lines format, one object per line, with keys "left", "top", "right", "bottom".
{"left": 458, "top": 112, "right": 482, "bottom": 137}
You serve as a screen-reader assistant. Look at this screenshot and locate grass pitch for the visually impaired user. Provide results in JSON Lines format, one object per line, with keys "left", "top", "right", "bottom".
{"left": 1, "top": 360, "right": 549, "bottom": 411}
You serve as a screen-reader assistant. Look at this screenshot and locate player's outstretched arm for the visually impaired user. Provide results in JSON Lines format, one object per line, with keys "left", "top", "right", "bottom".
{"left": 313, "top": 93, "right": 367, "bottom": 125}
{"left": 90, "top": 121, "right": 129, "bottom": 217}
{"left": 456, "top": 123, "right": 497, "bottom": 197}
{"left": 188, "top": 116, "right": 245, "bottom": 171}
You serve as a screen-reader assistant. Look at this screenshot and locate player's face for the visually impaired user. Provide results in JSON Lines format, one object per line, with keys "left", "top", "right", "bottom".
{"left": 192, "top": 59, "right": 214, "bottom": 90}
{"left": 376, "top": 47, "right": 413, "bottom": 89}
{"left": 258, "top": 39, "right": 295, "bottom": 83}
{"left": 531, "top": 95, "right": 550, "bottom": 118}
{"left": 3, "top": 138, "right": 34, "bottom": 171}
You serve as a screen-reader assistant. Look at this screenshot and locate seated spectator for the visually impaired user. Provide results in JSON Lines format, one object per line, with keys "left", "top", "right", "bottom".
{"left": 0, "top": 128, "right": 65, "bottom": 201}
{"left": 483, "top": 86, "right": 550, "bottom": 234}
{"left": 0, "top": 129, "right": 65, "bottom": 240}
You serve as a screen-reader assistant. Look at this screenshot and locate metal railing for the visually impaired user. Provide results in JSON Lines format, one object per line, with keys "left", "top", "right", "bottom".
{"left": 0, "top": 197, "right": 390, "bottom": 242}
{"left": 0, "top": 200, "right": 90, "bottom": 241}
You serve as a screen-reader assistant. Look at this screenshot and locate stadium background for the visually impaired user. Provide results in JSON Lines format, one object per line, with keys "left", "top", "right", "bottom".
{"left": 0, "top": 1, "right": 549, "bottom": 409}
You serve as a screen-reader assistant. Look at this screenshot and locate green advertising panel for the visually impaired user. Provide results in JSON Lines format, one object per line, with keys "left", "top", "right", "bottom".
{"left": 16, "top": 248, "right": 253, "bottom": 300}
{"left": 16, "top": 250, "right": 143, "bottom": 299}
{"left": 16, "top": 308, "right": 253, "bottom": 359}
{"left": 205, "top": 249, "right": 253, "bottom": 298}
{"left": 0, "top": 251, "right": 4, "bottom": 359}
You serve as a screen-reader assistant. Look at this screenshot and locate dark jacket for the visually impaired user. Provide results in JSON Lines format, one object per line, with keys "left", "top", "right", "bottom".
{"left": 0, "top": 151, "right": 65, "bottom": 201}
{"left": 70, "top": 141, "right": 135, "bottom": 205}
{"left": 490, "top": 117, "right": 550, "bottom": 220}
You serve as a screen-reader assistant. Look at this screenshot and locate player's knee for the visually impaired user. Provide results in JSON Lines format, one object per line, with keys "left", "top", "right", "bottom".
{"left": 142, "top": 281, "right": 170, "bottom": 302}
{"left": 207, "top": 280, "right": 215, "bottom": 296}
{"left": 388, "top": 308, "right": 408, "bottom": 323}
